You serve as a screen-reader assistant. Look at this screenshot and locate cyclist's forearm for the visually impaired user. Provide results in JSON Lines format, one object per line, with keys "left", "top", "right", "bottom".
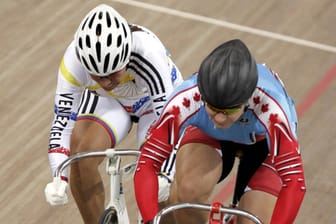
{"left": 134, "top": 156, "right": 160, "bottom": 222}
{"left": 271, "top": 126, "right": 306, "bottom": 223}
{"left": 48, "top": 147, "right": 70, "bottom": 180}
{"left": 271, "top": 170, "right": 305, "bottom": 223}
{"left": 134, "top": 113, "right": 177, "bottom": 221}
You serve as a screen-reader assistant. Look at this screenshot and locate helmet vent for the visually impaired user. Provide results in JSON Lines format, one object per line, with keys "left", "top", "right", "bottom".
{"left": 117, "top": 35, "right": 122, "bottom": 47}
{"left": 123, "top": 44, "right": 129, "bottom": 62}
{"left": 75, "top": 48, "right": 80, "bottom": 60}
{"left": 106, "top": 12, "right": 111, "bottom": 27}
{"left": 78, "top": 37, "right": 83, "bottom": 49}
{"left": 112, "top": 54, "right": 120, "bottom": 70}
{"left": 124, "top": 43, "right": 129, "bottom": 61}
{"left": 98, "top": 11, "right": 103, "bottom": 19}
{"left": 107, "top": 34, "right": 112, "bottom": 46}
{"left": 122, "top": 24, "right": 128, "bottom": 37}
{"left": 89, "top": 55, "right": 99, "bottom": 73}
{"left": 88, "top": 13, "right": 96, "bottom": 29}
{"left": 96, "top": 42, "right": 101, "bottom": 62}
{"left": 114, "top": 17, "right": 120, "bottom": 28}
{"left": 96, "top": 24, "right": 102, "bottom": 36}
{"left": 120, "top": 45, "right": 125, "bottom": 62}
{"left": 81, "top": 57, "right": 90, "bottom": 72}
{"left": 85, "top": 35, "right": 91, "bottom": 48}
{"left": 104, "top": 53, "right": 110, "bottom": 73}
{"left": 81, "top": 17, "right": 89, "bottom": 31}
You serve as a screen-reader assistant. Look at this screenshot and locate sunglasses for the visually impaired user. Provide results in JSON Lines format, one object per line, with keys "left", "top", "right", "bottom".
{"left": 205, "top": 102, "right": 244, "bottom": 115}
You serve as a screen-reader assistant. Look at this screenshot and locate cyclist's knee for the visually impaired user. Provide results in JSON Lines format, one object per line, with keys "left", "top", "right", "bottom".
{"left": 70, "top": 157, "right": 104, "bottom": 191}
{"left": 70, "top": 120, "right": 113, "bottom": 154}
{"left": 238, "top": 190, "right": 276, "bottom": 224}
{"left": 175, "top": 178, "right": 210, "bottom": 202}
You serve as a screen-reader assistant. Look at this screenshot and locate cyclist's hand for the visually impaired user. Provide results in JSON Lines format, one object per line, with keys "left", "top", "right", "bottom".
{"left": 158, "top": 173, "right": 172, "bottom": 202}
{"left": 44, "top": 177, "right": 68, "bottom": 206}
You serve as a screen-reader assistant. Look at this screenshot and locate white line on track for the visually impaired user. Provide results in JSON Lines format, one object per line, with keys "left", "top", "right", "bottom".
{"left": 110, "top": 0, "right": 336, "bottom": 54}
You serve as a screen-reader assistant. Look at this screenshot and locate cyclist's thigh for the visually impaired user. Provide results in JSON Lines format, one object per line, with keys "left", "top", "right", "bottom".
{"left": 176, "top": 142, "right": 222, "bottom": 197}
{"left": 238, "top": 190, "right": 276, "bottom": 224}
{"left": 238, "top": 158, "right": 281, "bottom": 224}
{"left": 71, "top": 91, "right": 132, "bottom": 153}
{"left": 176, "top": 126, "right": 222, "bottom": 194}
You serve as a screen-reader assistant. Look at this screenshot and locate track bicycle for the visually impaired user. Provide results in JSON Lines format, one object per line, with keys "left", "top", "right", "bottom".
{"left": 54, "top": 148, "right": 142, "bottom": 224}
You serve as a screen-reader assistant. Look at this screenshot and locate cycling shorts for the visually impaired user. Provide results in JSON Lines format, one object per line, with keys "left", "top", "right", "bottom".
{"left": 77, "top": 89, "right": 155, "bottom": 147}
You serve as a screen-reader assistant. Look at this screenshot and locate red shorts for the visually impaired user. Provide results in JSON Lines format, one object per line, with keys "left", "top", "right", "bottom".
{"left": 179, "top": 125, "right": 281, "bottom": 197}
{"left": 179, "top": 125, "right": 221, "bottom": 149}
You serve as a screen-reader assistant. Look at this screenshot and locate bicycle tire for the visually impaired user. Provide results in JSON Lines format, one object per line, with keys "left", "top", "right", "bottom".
{"left": 98, "top": 207, "right": 119, "bottom": 224}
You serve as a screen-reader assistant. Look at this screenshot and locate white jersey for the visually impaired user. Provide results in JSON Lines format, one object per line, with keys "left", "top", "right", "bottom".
{"left": 48, "top": 24, "right": 183, "bottom": 178}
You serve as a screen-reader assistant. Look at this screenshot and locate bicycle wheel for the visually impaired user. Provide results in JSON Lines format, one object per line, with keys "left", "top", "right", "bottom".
{"left": 98, "top": 207, "right": 119, "bottom": 224}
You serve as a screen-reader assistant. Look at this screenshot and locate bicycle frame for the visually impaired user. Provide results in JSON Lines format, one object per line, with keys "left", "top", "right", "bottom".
{"left": 54, "top": 148, "right": 141, "bottom": 224}
{"left": 153, "top": 202, "right": 263, "bottom": 224}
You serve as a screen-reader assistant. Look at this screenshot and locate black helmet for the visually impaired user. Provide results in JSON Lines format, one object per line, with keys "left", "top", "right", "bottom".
{"left": 198, "top": 39, "right": 258, "bottom": 109}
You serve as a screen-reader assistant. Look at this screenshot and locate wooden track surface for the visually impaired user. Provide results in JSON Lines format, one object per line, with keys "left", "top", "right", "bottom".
{"left": 1, "top": 0, "right": 335, "bottom": 223}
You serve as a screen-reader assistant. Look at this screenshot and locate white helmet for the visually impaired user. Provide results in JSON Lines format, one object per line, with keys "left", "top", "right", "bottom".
{"left": 75, "top": 4, "right": 132, "bottom": 76}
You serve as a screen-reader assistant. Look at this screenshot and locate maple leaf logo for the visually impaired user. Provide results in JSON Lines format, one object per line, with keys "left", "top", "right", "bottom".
{"left": 171, "top": 105, "right": 181, "bottom": 116}
{"left": 253, "top": 96, "right": 261, "bottom": 104}
{"left": 182, "top": 98, "right": 190, "bottom": 108}
{"left": 193, "top": 92, "right": 201, "bottom": 101}
{"left": 261, "top": 104, "right": 269, "bottom": 113}
{"left": 269, "top": 113, "right": 279, "bottom": 123}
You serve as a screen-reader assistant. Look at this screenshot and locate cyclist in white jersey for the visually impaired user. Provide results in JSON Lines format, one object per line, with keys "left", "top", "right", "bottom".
{"left": 44, "top": 4, "right": 182, "bottom": 223}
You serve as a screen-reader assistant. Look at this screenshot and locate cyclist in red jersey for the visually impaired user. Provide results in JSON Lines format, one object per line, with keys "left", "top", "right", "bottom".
{"left": 134, "top": 39, "right": 306, "bottom": 224}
